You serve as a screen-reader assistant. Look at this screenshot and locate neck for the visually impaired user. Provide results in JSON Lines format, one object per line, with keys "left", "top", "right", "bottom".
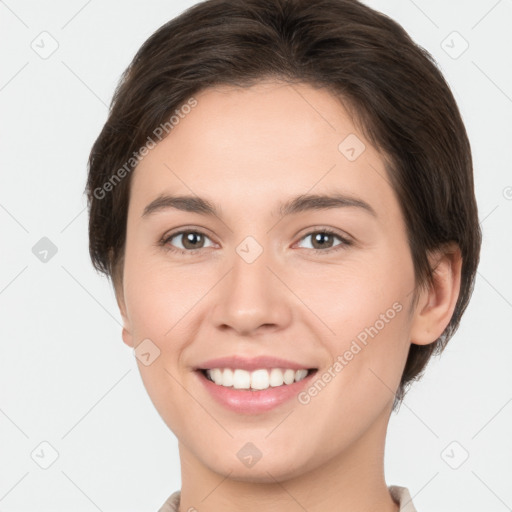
{"left": 177, "top": 405, "right": 399, "bottom": 512}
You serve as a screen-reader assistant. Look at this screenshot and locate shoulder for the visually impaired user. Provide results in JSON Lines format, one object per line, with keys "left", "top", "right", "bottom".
{"left": 157, "top": 490, "right": 181, "bottom": 512}
{"left": 159, "top": 487, "right": 418, "bottom": 511}
{"left": 388, "top": 485, "right": 418, "bottom": 512}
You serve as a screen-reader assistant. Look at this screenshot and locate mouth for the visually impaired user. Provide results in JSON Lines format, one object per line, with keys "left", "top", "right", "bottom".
{"left": 195, "top": 367, "right": 318, "bottom": 414}
{"left": 198, "top": 367, "right": 318, "bottom": 391}
{"left": 193, "top": 355, "right": 319, "bottom": 413}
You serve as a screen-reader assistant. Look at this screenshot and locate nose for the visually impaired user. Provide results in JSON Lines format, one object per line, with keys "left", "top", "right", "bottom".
{"left": 210, "top": 242, "right": 293, "bottom": 336}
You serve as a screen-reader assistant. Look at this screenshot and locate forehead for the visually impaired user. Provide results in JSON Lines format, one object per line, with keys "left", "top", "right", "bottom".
{"left": 130, "top": 81, "right": 399, "bottom": 223}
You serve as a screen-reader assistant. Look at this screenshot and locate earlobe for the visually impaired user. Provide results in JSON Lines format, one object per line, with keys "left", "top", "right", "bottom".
{"left": 121, "top": 325, "right": 134, "bottom": 348}
{"left": 114, "top": 284, "right": 134, "bottom": 348}
{"left": 410, "top": 244, "right": 462, "bottom": 346}
{"left": 120, "top": 306, "right": 134, "bottom": 348}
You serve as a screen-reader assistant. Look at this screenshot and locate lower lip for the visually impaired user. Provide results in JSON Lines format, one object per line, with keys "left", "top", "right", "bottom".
{"left": 195, "top": 370, "right": 317, "bottom": 414}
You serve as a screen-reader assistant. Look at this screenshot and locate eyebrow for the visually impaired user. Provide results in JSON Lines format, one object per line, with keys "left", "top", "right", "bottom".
{"left": 142, "top": 192, "right": 377, "bottom": 219}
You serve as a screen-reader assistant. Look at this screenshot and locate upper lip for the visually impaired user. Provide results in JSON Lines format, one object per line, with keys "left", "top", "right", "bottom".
{"left": 195, "top": 355, "right": 317, "bottom": 372}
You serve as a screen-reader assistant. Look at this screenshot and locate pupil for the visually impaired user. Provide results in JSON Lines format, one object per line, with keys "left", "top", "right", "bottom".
{"left": 314, "top": 233, "right": 331, "bottom": 249}
{"left": 184, "top": 232, "right": 202, "bottom": 249}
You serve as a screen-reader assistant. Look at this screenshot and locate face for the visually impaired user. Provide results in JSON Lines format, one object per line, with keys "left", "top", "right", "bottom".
{"left": 119, "top": 81, "right": 420, "bottom": 482}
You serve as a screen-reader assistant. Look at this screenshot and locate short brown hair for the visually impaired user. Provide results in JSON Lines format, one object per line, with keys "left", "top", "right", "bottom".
{"left": 86, "top": 0, "right": 481, "bottom": 410}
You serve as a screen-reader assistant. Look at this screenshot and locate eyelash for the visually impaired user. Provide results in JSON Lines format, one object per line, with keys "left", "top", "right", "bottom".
{"left": 159, "top": 228, "right": 353, "bottom": 256}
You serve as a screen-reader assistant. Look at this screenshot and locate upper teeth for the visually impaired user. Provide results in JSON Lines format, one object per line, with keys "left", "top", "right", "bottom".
{"left": 205, "top": 368, "right": 309, "bottom": 390}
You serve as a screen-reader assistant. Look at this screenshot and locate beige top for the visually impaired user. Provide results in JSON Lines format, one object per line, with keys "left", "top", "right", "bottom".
{"left": 158, "top": 485, "right": 417, "bottom": 511}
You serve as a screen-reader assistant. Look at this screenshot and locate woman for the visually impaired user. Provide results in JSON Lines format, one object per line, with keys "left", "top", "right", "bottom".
{"left": 86, "top": 0, "right": 481, "bottom": 510}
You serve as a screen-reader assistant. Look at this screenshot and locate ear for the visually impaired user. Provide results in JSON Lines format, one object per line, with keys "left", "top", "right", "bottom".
{"left": 114, "top": 281, "right": 134, "bottom": 348}
{"left": 409, "top": 243, "right": 462, "bottom": 346}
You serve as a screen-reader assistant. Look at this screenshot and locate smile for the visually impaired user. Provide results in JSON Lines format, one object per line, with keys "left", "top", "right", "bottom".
{"left": 203, "top": 367, "right": 313, "bottom": 391}
{"left": 195, "top": 367, "right": 318, "bottom": 414}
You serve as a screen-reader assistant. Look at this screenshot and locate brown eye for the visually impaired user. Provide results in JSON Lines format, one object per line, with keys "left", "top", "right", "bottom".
{"left": 180, "top": 231, "right": 206, "bottom": 249}
{"left": 297, "top": 229, "right": 352, "bottom": 253}
{"left": 310, "top": 232, "right": 336, "bottom": 249}
{"left": 163, "top": 230, "right": 214, "bottom": 253}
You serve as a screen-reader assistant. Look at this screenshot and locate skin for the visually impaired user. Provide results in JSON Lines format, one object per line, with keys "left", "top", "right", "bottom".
{"left": 116, "top": 81, "right": 462, "bottom": 512}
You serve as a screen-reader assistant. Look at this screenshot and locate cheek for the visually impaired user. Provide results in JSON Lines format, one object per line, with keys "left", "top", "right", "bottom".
{"left": 290, "top": 266, "right": 412, "bottom": 455}
{"left": 293, "top": 246, "right": 413, "bottom": 392}
{"left": 333, "top": 269, "right": 412, "bottom": 404}
{"left": 289, "top": 247, "right": 412, "bottom": 339}
{"left": 121, "top": 250, "right": 207, "bottom": 434}
{"left": 122, "top": 238, "right": 205, "bottom": 339}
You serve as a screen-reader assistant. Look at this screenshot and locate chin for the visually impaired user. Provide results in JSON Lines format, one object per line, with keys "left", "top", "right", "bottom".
{"left": 202, "top": 449, "right": 310, "bottom": 483}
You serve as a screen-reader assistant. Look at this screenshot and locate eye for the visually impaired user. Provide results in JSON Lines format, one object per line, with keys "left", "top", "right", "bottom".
{"left": 161, "top": 230, "right": 215, "bottom": 254}
{"left": 160, "top": 227, "right": 352, "bottom": 256}
{"left": 296, "top": 229, "right": 352, "bottom": 253}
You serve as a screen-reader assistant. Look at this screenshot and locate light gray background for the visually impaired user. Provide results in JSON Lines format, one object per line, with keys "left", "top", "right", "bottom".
{"left": 0, "top": 0, "right": 511, "bottom": 510}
